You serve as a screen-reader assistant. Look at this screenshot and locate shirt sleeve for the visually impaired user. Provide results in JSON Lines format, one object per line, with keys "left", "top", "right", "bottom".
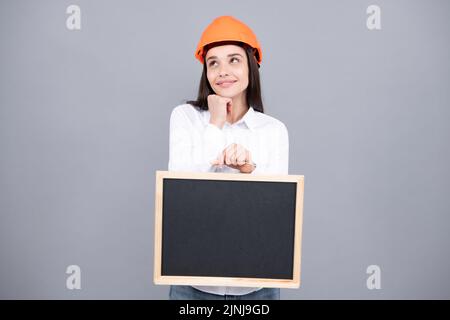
{"left": 251, "top": 123, "right": 289, "bottom": 175}
{"left": 168, "top": 107, "right": 227, "bottom": 172}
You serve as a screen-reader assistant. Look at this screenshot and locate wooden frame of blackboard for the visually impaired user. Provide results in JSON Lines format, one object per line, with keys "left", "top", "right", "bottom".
{"left": 153, "top": 170, "right": 304, "bottom": 289}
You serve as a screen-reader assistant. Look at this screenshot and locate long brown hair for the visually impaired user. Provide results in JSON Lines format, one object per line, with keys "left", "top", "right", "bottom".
{"left": 186, "top": 41, "right": 264, "bottom": 114}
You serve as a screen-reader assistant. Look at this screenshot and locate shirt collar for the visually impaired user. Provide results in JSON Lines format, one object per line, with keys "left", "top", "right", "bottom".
{"left": 205, "top": 106, "right": 259, "bottom": 131}
{"left": 240, "top": 106, "right": 259, "bottom": 131}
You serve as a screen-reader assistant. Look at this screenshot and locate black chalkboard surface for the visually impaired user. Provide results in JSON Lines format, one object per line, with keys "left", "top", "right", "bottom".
{"left": 153, "top": 171, "right": 304, "bottom": 288}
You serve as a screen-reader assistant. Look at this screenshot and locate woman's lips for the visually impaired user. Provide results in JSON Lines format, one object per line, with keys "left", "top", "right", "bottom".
{"left": 216, "top": 80, "right": 237, "bottom": 88}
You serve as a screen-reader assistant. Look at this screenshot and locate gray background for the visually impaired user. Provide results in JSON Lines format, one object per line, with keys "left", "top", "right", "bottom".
{"left": 1, "top": 0, "right": 449, "bottom": 299}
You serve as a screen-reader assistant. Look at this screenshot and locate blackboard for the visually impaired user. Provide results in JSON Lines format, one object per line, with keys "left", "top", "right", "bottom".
{"left": 153, "top": 170, "right": 304, "bottom": 288}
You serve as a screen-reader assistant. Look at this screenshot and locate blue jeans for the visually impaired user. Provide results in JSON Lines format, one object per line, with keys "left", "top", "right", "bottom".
{"left": 169, "top": 286, "right": 280, "bottom": 300}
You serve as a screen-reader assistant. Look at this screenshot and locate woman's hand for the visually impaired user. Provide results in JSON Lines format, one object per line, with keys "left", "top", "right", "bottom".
{"left": 207, "top": 94, "right": 232, "bottom": 129}
{"left": 210, "top": 143, "right": 255, "bottom": 174}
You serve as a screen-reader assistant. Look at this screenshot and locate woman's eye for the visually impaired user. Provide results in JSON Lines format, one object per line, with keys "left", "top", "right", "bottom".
{"left": 208, "top": 57, "right": 239, "bottom": 67}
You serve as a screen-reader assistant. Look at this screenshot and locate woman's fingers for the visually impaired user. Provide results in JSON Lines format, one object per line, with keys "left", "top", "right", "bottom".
{"left": 232, "top": 144, "right": 241, "bottom": 166}
{"left": 247, "top": 149, "right": 252, "bottom": 164}
{"left": 229, "top": 144, "right": 245, "bottom": 166}
{"left": 216, "top": 143, "right": 253, "bottom": 168}
{"left": 225, "top": 144, "right": 236, "bottom": 165}
{"left": 236, "top": 145, "right": 247, "bottom": 165}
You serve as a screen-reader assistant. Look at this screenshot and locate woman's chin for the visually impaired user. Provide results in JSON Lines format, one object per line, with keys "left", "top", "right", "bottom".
{"left": 214, "top": 89, "right": 239, "bottom": 98}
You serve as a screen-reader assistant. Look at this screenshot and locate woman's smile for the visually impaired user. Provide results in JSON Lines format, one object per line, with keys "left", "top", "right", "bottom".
{"left": 216, "top": 80, "right": 237, "bottom": 88}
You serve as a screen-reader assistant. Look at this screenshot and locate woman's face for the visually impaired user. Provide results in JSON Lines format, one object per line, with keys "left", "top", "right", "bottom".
{"left": 205, "top": 44, "right": 249, "bottom": 99}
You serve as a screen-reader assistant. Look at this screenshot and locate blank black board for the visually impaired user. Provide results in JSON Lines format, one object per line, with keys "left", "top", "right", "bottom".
{"left": 161, "top": 178, "right": 297, "bottom": 279}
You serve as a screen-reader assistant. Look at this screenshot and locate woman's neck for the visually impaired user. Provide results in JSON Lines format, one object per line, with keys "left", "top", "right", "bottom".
{"left": 227, "top": 94, "right": 249, "bottom": 124}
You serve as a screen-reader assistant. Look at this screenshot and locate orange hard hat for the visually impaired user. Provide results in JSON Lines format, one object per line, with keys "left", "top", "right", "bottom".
{"left": 195, "top": 16, "right": 262, "bottom": 65}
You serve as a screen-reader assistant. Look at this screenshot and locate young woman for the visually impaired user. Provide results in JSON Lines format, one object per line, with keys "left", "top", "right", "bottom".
{"left": 168, "top": 16, "right": 289, "bottom": 300}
